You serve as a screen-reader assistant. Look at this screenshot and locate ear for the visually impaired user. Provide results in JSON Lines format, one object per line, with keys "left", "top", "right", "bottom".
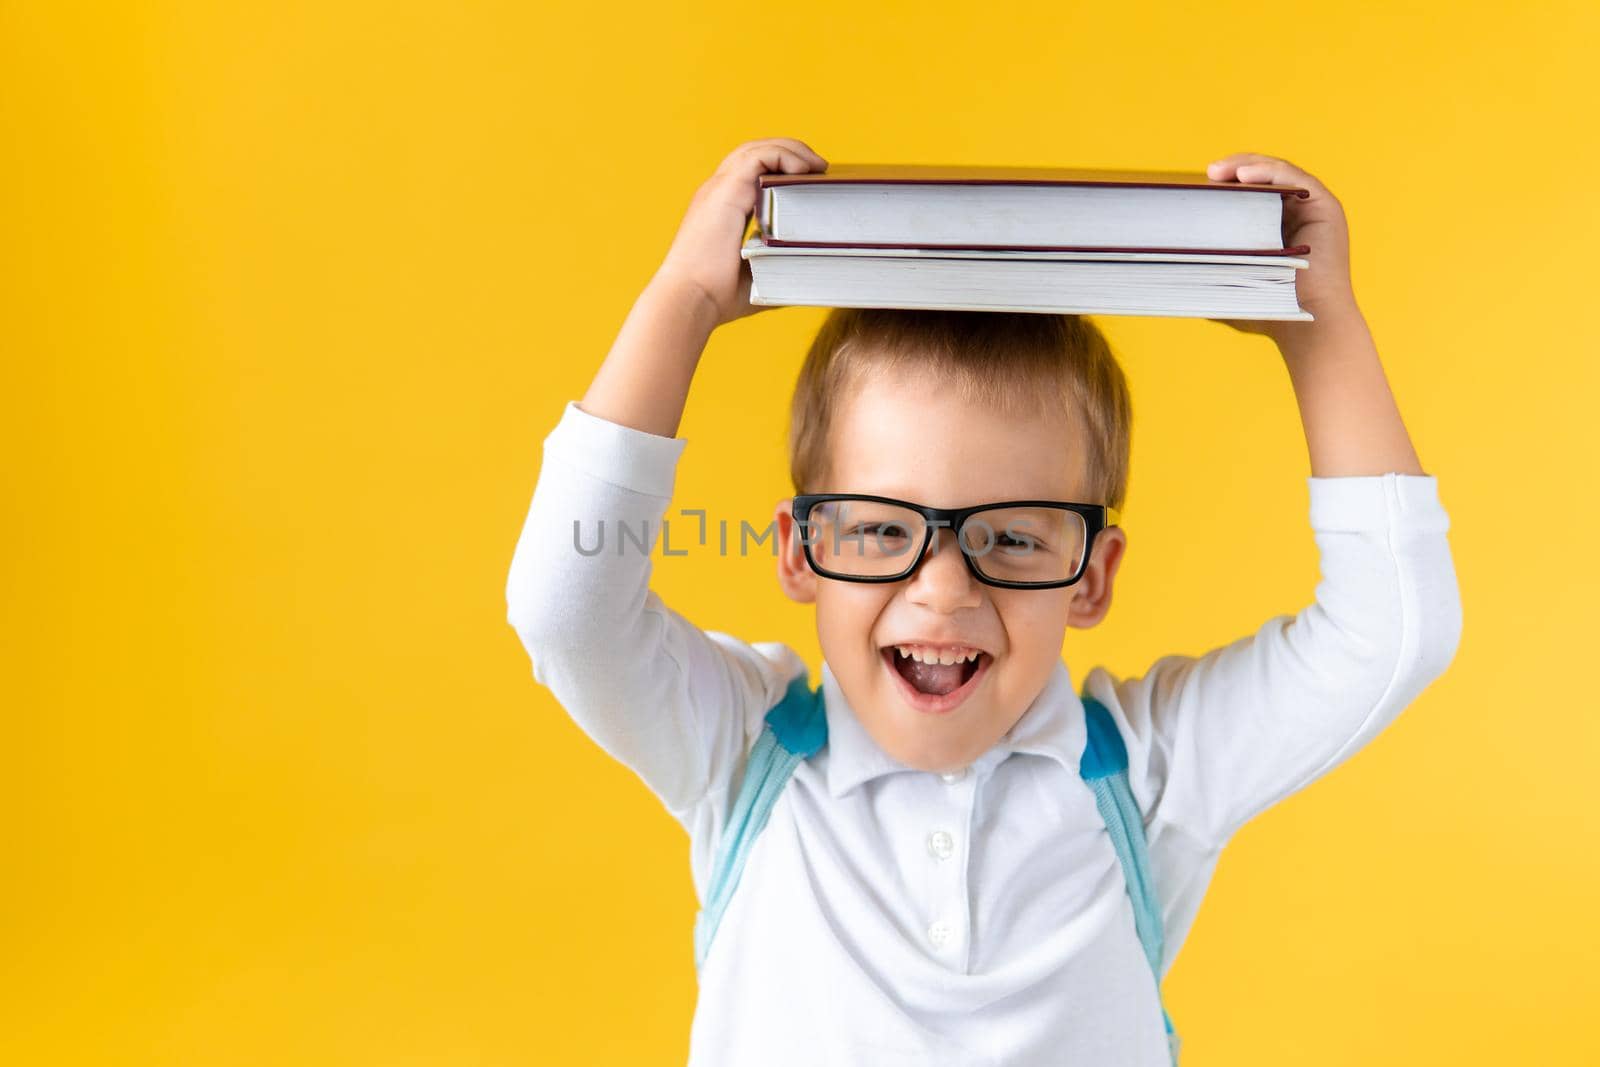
{"left": 774, "top": 498, "right": 818, "bottom": 604}
{"left": 1066, "top": 525, "right": 1126, "bottom": 629}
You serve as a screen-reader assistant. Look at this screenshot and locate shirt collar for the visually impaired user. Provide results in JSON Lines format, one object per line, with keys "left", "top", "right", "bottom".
{"left": 820, "top": 659, "right": 1087, "bottom": 799}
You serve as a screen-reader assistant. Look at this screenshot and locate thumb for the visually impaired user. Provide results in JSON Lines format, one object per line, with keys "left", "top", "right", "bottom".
{"left": 729, "top": 260, "right": 773, "bottom": 321}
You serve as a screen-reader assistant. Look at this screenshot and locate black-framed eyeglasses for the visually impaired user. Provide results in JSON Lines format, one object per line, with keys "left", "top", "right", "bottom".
{"left": 792, "top": 493, "right": 1121, "bottom": 590}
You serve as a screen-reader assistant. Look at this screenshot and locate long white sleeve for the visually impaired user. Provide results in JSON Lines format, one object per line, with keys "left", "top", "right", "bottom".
{"left": 1087, "top": 472, "right": 1464, "bottom": 853}
{"left": 505, "top": 401, "right": 807, "bottom": 894}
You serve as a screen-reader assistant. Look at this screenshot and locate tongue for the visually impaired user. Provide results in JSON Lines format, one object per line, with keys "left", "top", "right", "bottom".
{"left": 902, "top": 657, "right": 967, "bottom": 696}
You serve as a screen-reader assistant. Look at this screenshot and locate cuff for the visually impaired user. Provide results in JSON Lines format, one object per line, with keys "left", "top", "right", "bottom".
{"left": 1307, "top": 472, "right": 1449, "bottom": 533}
{"left": 541, "top": 400, "right": 688, "bottom": 499}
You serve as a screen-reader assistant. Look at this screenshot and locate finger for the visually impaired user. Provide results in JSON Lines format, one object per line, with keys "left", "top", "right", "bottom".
{"left": 1239, "top": 161, "right": 1330, "bottom": 203}
{"left": 723, "top": 138, "right": 827, "bottom": 171}
{"left": 1209, "top": 155, "right": 1325, "bottom": 200}
{"left": 700, "top": 147, "right": 813, "bottom": 222}
{"left": 705, "top": 152, "right": 807, "bottom": 213}
{"left": 732, "top": 260, "right": 772, "bottom": 320}
{"left": 1205, "top": 152, "right": 1279, "bottom": 180}
{"left": 717, "top": 144, "right": 820, "bottom": 182}
{"left": 762, "top": 137, "right": 828, "bottom": 168}
{"left": 1233, "top": 159, "right": 1306, "bottom": 186}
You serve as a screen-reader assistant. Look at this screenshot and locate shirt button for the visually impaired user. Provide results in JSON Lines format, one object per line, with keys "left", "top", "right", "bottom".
{"left": 927, "top": 919, "right": 954, "bottom": 948}
{"left": 939, "top": 767, "right": 968, "bottom": 783}
{"left": 927, "top": 830, "right": 955, "bottom": 860}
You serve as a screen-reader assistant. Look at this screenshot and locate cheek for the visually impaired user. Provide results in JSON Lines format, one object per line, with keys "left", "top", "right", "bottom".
{"left": 814, "top": 584, "right": 894, "bottom": 658}
{"left": 994, "top": 592, "right": 1073, "bottom": 664}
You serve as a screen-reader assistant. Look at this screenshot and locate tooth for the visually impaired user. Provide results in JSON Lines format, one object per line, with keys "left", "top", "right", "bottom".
{"left": 895, "top": 645, "right": 909, "bottom": 658}
{"left": 965, "top": 650, "right": 979, "bottom": 662}
{"left": 939, "top": 649, "right": 958, "bottom": 665}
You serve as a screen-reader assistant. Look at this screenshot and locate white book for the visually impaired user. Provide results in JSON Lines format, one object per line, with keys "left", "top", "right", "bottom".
{"left": 740, "top": 237, "right": 1313, "bottom": 321}
{"left": 757, "top": 164, "right": 1309, "bottom": 254}
{"left": 768, "top": 183, "right": 1286, "bottom": 251}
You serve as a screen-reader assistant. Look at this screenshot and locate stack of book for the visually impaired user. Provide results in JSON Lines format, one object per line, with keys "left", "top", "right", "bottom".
{"left": 740, "top": 164, "right": 1312, "bottom": 320}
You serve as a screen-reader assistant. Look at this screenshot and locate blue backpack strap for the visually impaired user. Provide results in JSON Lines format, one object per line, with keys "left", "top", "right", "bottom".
{"left": 1080, "top": 692, "right": 1181, "bottom": 1063}
{"left": 693, "top": 673, "right": 827, "bottom": 971}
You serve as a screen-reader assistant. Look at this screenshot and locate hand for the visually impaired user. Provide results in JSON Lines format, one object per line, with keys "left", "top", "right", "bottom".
{"left": 655, "top": 137, "right": 828, "bottom": 328}
{"left": 1203, "top": 153, "right": 1361, "bottom": 342}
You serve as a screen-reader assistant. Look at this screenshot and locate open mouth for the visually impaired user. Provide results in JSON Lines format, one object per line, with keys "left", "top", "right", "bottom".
{"left": 880, "top": 644, "right": 992, "bottom": 714}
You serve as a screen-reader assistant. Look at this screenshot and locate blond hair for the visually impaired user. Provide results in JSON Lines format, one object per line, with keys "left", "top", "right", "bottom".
{"left": 787, "top": 308, "right": 1132, "bottom": 510}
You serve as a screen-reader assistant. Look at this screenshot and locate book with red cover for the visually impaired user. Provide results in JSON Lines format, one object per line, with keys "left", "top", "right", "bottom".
{"left": 755, "top": 163, "right": 1305, "bottom": 257}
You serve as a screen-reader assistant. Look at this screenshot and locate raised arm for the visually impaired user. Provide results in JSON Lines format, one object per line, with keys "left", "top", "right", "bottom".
{"left": 505, "top": 140, "right": 828, "bottom": 844}
{"left": 1097, "top": 154, "right": 1463, "bottom": 851}
{"left": 584, "top": 138, "right": 829, "bottom": 436}
{"left": 1206, "top": 152, "right": 1424, "bottom": 479}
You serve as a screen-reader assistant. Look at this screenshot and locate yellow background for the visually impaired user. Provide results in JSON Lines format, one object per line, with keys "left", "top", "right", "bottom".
{"left": 5, "top": 1, "right": 1597, "bottom": 1063}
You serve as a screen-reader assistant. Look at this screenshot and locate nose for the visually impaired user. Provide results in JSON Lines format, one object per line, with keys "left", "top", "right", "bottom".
{"left": 905, "top": 527, "right": 982, "bottom": 612}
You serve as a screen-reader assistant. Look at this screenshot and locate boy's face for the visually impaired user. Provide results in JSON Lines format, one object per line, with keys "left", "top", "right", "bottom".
{"left": 775, "top": 363, "right": 1126, "bottom": 775}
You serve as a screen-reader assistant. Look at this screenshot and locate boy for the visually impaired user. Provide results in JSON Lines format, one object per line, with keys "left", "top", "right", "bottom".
{"left": 505, "top": 139, "right": 1462, "bottom": 1065}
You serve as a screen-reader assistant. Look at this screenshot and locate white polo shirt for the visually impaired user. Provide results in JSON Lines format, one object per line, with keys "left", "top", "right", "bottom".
{"left": 505, "top": 401, "right": 1462, "bottom": 1066}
